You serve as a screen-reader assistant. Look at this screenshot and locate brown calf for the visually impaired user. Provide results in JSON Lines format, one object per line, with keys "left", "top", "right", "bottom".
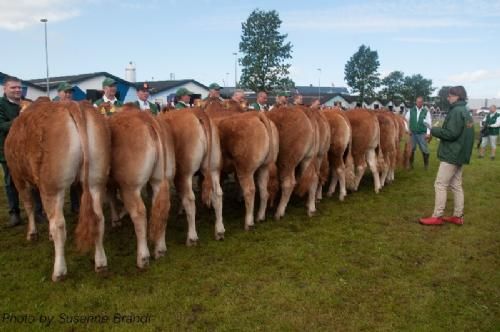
{"left": 344, "top": 108, "right": 382, "bottom": 193}
{"left": 5, "top": 99, "right": 110, "bottom": 281}
{"left": 107, "top": 105, "right": 175, "bottom": 268}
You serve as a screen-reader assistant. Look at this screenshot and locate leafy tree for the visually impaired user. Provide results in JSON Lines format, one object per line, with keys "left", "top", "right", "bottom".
{"left": 400, "top": 74, "right": 435, "bottom": 103}
{"left": 344, "top": 44, "right": 380, "bottom": 103}
{"left": 379, "top": 71, "right": 405, "bottom": 101}
{"left": 239, "top": 9, "right": 294, "bottom": 92}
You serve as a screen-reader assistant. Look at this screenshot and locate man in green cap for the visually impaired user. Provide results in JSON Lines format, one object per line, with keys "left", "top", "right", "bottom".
{"left": 175, "top": 87, "right": 193, "bottom": 109}
{"left": 94, "top": 78, "right": 123, "bottom": 115}
{"left": 134, "top": 83, "right": 158, "bottom": 115}
{"left": 249, "top": 91, "right": 268, "bottom": 111}
{"left": 207, "top": 83, "right": 222, "bottom": 99}
{"left": 53, "top": 82, "right": 74, "bottom": 102}
{"left": 270, "top": 91, "right": 290, "bottom": 110}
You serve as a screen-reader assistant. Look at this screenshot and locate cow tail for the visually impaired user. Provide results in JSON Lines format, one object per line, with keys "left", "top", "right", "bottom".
{"left": 294, "top": 159, "right": 317, "bottom": 197}
{"left": 198, "top": 111, "right": 213, "bottom": 207}
{"left": 148, "top": 116, "right": 170, "bottom": 243}
{"left": 257, "top": 113, "right": 279, "bottom": 206}
{"left": 70, "top": 103, "right": 100, "bottom": 253}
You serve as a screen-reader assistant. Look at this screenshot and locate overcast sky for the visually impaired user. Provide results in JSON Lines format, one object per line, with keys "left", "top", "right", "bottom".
{"left": 1, "top": 0, "right": 499, "bottom": 98}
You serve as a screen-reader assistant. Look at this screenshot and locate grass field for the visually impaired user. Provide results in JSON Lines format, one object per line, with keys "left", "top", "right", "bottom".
{"left": 0, "top": 139, "right": 499, "bottom": 331}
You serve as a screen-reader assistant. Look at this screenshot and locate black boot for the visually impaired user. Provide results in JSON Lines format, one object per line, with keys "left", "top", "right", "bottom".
{"left": 410, "top": 152, "right": 415, "bottom": 169}
{"left": 423, "top": 153, "right": 430, "bottom": 170}
{"left": 6, "top": 214, "right": 22, "bottom": 228}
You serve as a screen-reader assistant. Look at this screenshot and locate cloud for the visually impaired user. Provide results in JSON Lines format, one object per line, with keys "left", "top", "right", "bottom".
{"left": 0, "top": 0, "right": 84, "bottom": 30}
{"left": 448, "top": 69, "right": 500, "bottom": 83}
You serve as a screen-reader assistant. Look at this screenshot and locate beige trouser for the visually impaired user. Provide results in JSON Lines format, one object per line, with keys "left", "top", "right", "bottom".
{"left": 432, "top": 161, "right": 464, "bottom": 217}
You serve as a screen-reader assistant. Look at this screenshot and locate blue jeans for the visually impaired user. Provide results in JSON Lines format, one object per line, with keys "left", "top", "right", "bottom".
{"left": 411, "top": 133, "right": 429, "bottom": 155}
{"left": 1, "top": 162, "right": 44, "bottom": 216}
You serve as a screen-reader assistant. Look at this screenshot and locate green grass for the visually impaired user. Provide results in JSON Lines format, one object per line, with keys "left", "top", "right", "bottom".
{"left": 0, "top": 140, "right": 499, "bottom": 331}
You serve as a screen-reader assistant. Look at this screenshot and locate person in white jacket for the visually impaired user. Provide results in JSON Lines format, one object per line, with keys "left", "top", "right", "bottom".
{"left": 479, "top": 105, "right": 500, "bottom": 160}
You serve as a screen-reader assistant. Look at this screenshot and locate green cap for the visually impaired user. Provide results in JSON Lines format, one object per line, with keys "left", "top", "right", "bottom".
{"left": 57, "top": 82, "right": 74, "bottom": 92}
{"left": 176, "top": 87, "right": 193, "bottom": 97}
{"left": 208, "top": 83, "right": 222, "bottom": 90}
{"left": 102, "top": 77, "right": 116, "bottom": 87}
{"left": 277, "top": 91, "right": 290, "bottom": 97}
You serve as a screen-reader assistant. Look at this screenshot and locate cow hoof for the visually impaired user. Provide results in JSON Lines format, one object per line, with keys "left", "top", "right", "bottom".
{"left": 154, "top": 250, "right": 166, "bottom": 259}
{"left": 52, "top": 273, "right": 67, "bottom": 282}
{"left": 326, "top": 192, "right": 334, "bottom": 198}
{"left": 245, "top": 224, "right": 255, "bottom": 231}
{"left": 339, "top": 195, "right": 345, "bottom": 202}
{"left": 138, "top": 257, "right": 150, "bottom": 270}
{"left": 186, "top": 238, "right": 199, "bottom": 247}
{"left": 307, "top": 210, "right": 316, "bottom": 217}
{"left": 27, "top": 232, "right": 38, "bottom": 241}
{"left": 215, "top": 232, "right": 225, "bottom": 241}
{"left": 95, "top": 265, "right": 108, "bottom": 274}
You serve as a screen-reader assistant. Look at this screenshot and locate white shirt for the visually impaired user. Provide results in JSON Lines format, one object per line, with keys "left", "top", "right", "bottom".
{"left": 482, "top": 110, "right": 500, "bottom": 128}
{"left": 137, "top": 99, "right": 150, "bottom": 111}
{"left": 93, "top": 95, "right": 118, "bottom": 107}
{"left": 405, "top": 106, "right": 432, "bottom": 135}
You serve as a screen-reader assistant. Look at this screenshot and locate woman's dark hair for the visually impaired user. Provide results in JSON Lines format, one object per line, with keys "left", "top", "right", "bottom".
{"left": 448, "top": 86, "right": 467, "bottom": 101}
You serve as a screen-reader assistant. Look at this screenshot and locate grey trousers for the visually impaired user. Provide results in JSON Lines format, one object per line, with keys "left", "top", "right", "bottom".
{"left": 411, "top": 133, "right": 429, "bottom": 154}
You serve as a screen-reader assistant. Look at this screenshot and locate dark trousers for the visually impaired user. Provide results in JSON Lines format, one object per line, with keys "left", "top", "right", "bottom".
{"left": 1, "top": 162, "right": 20, "bottom": 215}
{"left": 1, "top": 162, "right": 43, "bottom": 216}
{"left": 70, "top": 183, "right": 81, "bottom": 213}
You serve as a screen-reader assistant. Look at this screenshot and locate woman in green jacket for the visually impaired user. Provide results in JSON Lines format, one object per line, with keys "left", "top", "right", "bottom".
{"left": 420, "top": 86, "right": 474, "bottom": 226}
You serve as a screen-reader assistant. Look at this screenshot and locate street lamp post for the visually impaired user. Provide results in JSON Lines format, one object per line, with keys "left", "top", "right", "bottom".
{"left": 317, "top": 68, "right": 322, "bottom": 99}
{"left": 40, "top": 18, "right": 49, "bottom": 96}
{"left": 233, "top": 52, "right": 238, "bottom": 88}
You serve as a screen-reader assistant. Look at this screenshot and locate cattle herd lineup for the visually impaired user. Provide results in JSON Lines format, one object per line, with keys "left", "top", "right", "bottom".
{"left": 5, "top": 97, "right": 411, "bottom": 281}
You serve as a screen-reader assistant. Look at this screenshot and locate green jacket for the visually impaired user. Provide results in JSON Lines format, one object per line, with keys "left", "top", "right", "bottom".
{"left": 249, "top": 102, "right": 267, "bottom": 111}
{"left": 484, "top": 112, "right": 500, "bottom": 136}
{"left": 0, "top": 95, "right": 20, "bottom": 162}
{"left": 175, "top": 101, "right": 189, "bottom": 109}
{"left": 431, "top": 101, "right": 474, "bottom": 166}
{"left": 409, "top": 107, "right": 428, "bottom": 134}
{"left": 94, "top": 98, "right": 123, "bottom": 116}
{"left": 133, "top": 100, "right": 159, "bottom": 115}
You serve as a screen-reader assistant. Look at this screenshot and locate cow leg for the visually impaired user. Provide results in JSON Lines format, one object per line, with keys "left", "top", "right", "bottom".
{"left": 307, "top": 173, "right": 319, "bottom": 217}
{"left": 237, "top": 173, "right": 256, "bottom": 231}
{"left": 380, "top": 160, "right": 389, "bottom": 187}
{"left": 366, "top": 149, "right": 381, "bottom": 193}
{"left": 354, "top": 162, "right": 366, "bottom": 191}
{"left": 42, "top": 191, "right": 67, "bottom": 281}
{"left": 120, "top": 187, "right": 150, "bottom": 269}
{"left": 176, "top": 175, "right": 198, "bottom": 246}
{"left": 275, "top": 169, "right": 296, "bottom": 220}
{"left": 335, "top": 166, "right": 347, "bottom": 201}
{"left": 17, "top": 182, "right": 38, "bottom": 241}
{"left": 255, "top": 166, "right": 269, "bottom": 222}
{"left": 327, "top": 167, "right": 339, "bottom": 197}
{"left": 89, "top": 185, "right": 107, "bottom": 272}
{"left": 210, "top": 171, "right": 225, "bottom": 241}
{"left": 149, "top": 178, "right": 169, "bottom": 258}
{"left": 107, "top": 188, "right": 126, "bottom": 228}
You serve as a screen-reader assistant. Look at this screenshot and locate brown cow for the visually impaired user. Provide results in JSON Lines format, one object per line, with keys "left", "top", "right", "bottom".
{"left": 394, "top": 114, "right": 412, "bottom": 169}
{"left": 159, "top": 108, "right": 225, "bottom": 245}
{"left": 266, "top": 105, "right": 317, "bottom": 218}
{"left": 322, "top": 108, "right": 354, "bottom": 200}
{"left": 107, "top": 104, "right": 175, "bottom": 268}
{"left": 5, "top": 99, "right": 110, "bottom": 281}
{"left": 345, "top": 108, "right": 382, "bottom": 193}
{"left": 205, "top": 99, "right": 279, "bottom": 229}
{"left": 375, "top": 110, "right": 398, "bottom": 186}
